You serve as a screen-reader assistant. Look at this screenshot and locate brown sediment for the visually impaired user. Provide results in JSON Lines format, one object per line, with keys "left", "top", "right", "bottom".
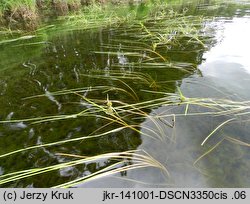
{"left": 3, "top": 6, "right": 39, "bottom": 30}
{"left": 52, "top": 0, "right": 69, "bottom": 15}
{"left": 36, "top": 0, "right": 48, "bottom": 9}
{"left": 68, "top": 1, "right": 82, "bottom": 11}
{"left": 36, "top": 0, "right": 44, "bottom": 8}
{"left": 92, "top": 0, "right": 107, "bottom": 5}
{"left": 80, "top": 0, "right": 92, "bottom": 6}
{"left": 96, "top": 0, "right": 106, "bottom": 3}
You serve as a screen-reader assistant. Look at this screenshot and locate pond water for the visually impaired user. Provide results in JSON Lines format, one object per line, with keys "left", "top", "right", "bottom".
{"left": 0, "top": 0, "right": 250, "bottom": 187}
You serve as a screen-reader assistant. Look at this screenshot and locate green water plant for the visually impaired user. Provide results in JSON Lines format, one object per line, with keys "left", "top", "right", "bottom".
{"left": 1, "top": 0, "right": 249, "bottom": 188}
{"left": 0, "top": 149, "right": 169, "bottom": 187}
{"left": 0, "top": 75, "right": 249, "bottom": 186}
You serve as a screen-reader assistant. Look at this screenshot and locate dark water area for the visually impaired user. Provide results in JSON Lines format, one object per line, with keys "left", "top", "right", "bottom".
{"left": 0, "top": 0, "right": 250, "bottom": 187}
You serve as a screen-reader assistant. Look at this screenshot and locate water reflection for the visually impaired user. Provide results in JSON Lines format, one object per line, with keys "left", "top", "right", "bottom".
{"left": 83, "top": 3, "right": 250, "bottom": 188}
{"left": 141, "top": 6, "right": 250, "bottom": 187}
{"left": 203, "top": 17, "right": 250, "bottom": 73}
{"left": 0, "top": 1, "right": 250, "bottom": 187}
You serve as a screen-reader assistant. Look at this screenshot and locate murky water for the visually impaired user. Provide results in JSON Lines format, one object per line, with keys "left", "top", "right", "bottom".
{"left": 0, "top": 1, "right": 250, "bottom": 187}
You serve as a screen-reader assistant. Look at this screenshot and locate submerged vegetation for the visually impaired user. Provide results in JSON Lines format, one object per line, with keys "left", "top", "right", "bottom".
{"left": 0, "top": 0, "right": 250, "bottom": 187}
{"left": 1, "top": 68, "right": 250, "bottom": 186}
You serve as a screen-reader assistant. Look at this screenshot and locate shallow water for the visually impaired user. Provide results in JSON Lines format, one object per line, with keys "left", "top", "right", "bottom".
{"left": 0, "top": 1, "right": 250, "bottom": 187}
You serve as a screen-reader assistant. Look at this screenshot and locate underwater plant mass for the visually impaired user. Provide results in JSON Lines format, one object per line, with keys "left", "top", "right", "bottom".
{"left": 0, "top": 0, "right": 250, "bottom": 187}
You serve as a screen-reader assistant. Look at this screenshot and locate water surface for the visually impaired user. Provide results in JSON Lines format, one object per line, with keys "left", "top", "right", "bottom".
{"left": 0, "top": 0, "right": 250, "bottom": 187}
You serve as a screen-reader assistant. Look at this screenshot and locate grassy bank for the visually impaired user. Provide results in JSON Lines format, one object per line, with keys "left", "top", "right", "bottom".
{"left": 0, "top": 0, "right": 137, "bottom": 30}
{"left": 0, "top": 0, "right": 37, "bottom": 29}
{"left": 0, "top": 0, "right": 243, "bottom": 30}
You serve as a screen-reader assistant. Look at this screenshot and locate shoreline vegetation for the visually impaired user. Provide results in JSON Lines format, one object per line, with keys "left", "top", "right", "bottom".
{"left": 0, "top": 0, "right": 148, "bottom": 30}
{"left": 0, "top": 0, "right": 245, "bottom": 31}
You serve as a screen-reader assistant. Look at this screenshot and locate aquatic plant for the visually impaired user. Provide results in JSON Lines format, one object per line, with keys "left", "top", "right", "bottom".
{"left": 1, "top": 0, "right": 250, "bottom": 188}
{"left": 0, "top": 77, "right": 249, "bottom": 186}
{"left": 0, "top": 66, "right": 170, "bottom": 186}
{"left": 0, "top": 0, "right": 248, "bottom": 32}
{"left": 0, "top": 149, "right": 169, "bottom": 187}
